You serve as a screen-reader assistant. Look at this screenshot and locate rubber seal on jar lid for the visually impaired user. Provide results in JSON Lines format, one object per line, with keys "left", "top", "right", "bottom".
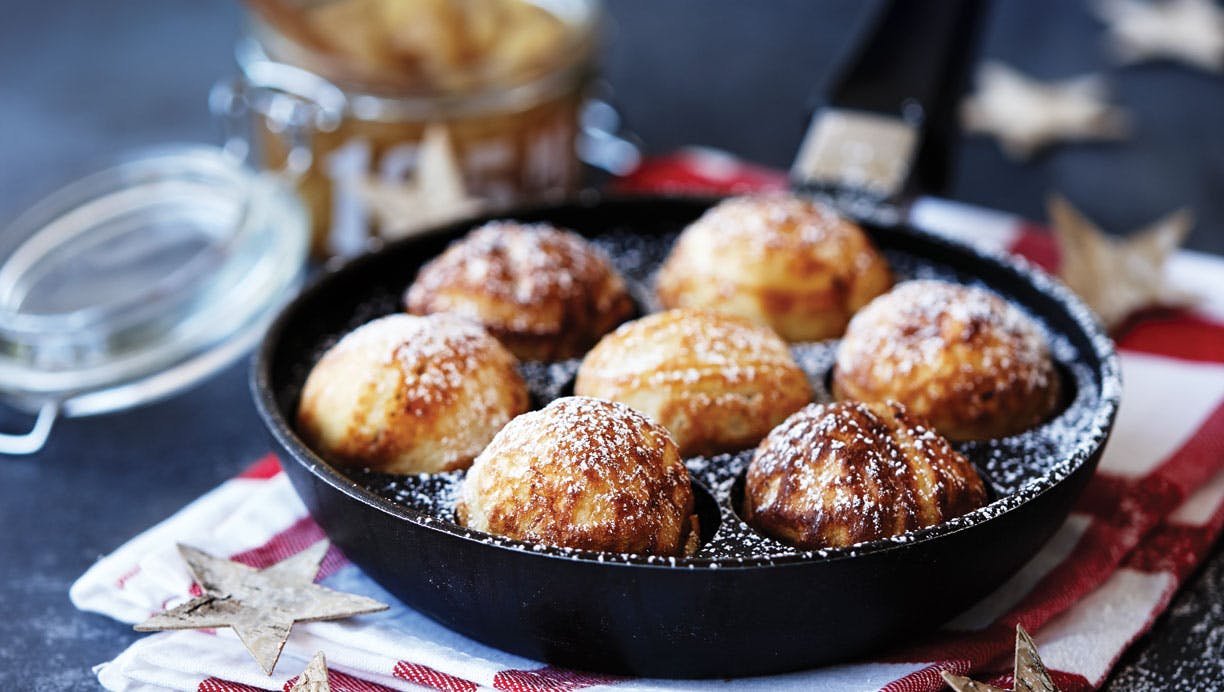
{"left": 0, "top": 144, "right": 308, "bottom": 454}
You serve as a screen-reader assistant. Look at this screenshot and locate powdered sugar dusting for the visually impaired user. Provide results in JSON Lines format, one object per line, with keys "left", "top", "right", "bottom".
{"left": 299, "top": 217, "right": 1118, "bottom": 568}
{"left": 582, "top": 309, "right": 799, "bottom": 386}
{"left": 328, "top": 314, "right": 498, "bottom": 405}
{"left": 406, "top": 222, "right": 626, "bottom": 333}
{"left": 690, "top": 194, "right": 870, "bottom": 260}
{"left": 837, "top": 280, "right": 1054, "bottom": 396}
{"left": 516, "top": 359, "right": 581, "bottom": 404}
{"left": 742, "top": 401, "right": 988, "bottom": 548}
{"left": 414, "top": 223, "right": 611, "bottom": 304}
{"left": 480, "top": 397, "right": 665, "bottom": 486}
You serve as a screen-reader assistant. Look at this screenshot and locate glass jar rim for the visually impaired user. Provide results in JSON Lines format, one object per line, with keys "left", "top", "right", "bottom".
{"left": 240, "top": 0, "right": 602, "bottom": 124}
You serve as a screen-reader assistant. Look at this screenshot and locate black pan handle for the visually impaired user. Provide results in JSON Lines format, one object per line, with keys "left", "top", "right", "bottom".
{"left": 798, "top": 0, "right": 990, "bottom": 200}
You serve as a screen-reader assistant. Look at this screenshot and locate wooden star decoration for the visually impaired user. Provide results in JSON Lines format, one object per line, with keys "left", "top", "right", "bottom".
{"left": 289, "top": 651, "right": 332, "bottom": 692}
{"left": 134, "top": 541, "right": 388, "bottom": 675}
{"left": 1048, "top": 194, "right": 1196, "bottom": 331}
{"left": 941, "top": 625, "right": 1058, "bottom": 692}
{"left": 1092, "top": 0, "right": 1224, "bottom": 72}
{"left": 359, "top": 124, "right": 482, "bottom": 240}
{"left": 960, "top": 61, "right": 1130, "bottom": 160}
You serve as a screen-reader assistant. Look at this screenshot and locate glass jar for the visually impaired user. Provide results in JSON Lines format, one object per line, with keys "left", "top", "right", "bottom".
{"left": 234, "top": 0, "right": 603, "bottom": 258}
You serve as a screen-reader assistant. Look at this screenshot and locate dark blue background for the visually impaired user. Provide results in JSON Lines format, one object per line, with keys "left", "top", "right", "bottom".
{"left": 0, "top": 1, "right": 1220, "bottom": 688}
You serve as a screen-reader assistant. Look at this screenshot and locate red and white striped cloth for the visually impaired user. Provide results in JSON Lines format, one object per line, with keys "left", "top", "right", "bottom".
{"left": 73, "top": 151, "right": 1224, "bottom": 691}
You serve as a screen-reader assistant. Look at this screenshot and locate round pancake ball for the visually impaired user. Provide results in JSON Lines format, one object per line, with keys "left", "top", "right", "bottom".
{"left": 296, "top": 313, "right": 529, "bottom": 473}
{"left": 406, "top": 221, "right": 635, "bottom": 361}
{"left": 833, "top": 280, "right": 1060, "bottom": 441}
{"left": 656, "top": 194, "right": 892, "bottom": 341}
{"left": 457, "top": 397, "right": 699, "bottom": 556}
{"left": 743, "top": 401, "right": 988, "bottom": 549}
{"left": 575, "top": 309, "right": 813, "bottom": 457}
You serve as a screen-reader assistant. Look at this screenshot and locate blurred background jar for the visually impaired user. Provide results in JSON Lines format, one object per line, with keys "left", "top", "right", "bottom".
{"left": 234, "top": 0, "right": 602, "bottom": 258}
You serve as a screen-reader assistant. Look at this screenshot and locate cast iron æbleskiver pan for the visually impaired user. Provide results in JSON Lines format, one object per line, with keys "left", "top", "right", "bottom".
{"left": 251, "top": 195, "right": 1120, "bottom": 678}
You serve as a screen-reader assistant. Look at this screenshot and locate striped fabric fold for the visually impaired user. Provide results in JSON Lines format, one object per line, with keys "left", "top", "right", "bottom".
{"left": 72, "top": 152, "right": 1224, "bottom": 691}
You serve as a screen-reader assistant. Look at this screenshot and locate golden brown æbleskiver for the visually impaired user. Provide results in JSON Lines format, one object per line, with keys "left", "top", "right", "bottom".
{"left": 405, "top": 221, "right": 636, "bottom": 361}
{"left": 456, "top": 397, "right": 699, "bottom": 556}
{"left": 296, "top": 313, "right": 529, "bottom": 474}
{"left": 743, "top": 401, "right": 989, "bottom": 549}
{"left": 655, "top": 194, "right": 892, "bottom": 342}
{"left": 833, "top": 280, "right": 1061, "bottom": 441}
{"left": 574, "top": 309, "right": 813, "bottom": 458}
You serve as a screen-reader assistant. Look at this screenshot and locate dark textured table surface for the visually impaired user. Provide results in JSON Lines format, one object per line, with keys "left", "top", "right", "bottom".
{"left": 1, "top": 1, "right": 1221, "bottom": 689}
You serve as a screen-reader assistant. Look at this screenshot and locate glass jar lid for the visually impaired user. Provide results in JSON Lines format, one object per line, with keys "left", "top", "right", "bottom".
{"left": 0, "top": 145, "right": 308, "bottom": 453}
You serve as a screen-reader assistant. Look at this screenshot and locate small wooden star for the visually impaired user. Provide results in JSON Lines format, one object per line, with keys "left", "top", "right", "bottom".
{"left": 1047, "top": 194, "right": 1196, "bottom": 330}
{"left": 289, "top": 651, "right": 332, "bottom": 692}
{"left": 941, "top": 625, "right": 1058, "bottom": 692}
{"left": 135, "top": 541, "right": 387, "bottom": 675}
{"left": 1092, "top": 0, "right": 1224, "bottom": 72}
{"left": 359, "top": 124, "right": 482, "bottom": 240}
{"left": 960, "top": 62, "right": 1130, "bottom": 160}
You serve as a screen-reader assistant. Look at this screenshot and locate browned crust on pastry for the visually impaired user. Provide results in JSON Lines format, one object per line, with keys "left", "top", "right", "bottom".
{"left": 405, "top": 221, "right": 636, "bottom": 360}
{"left": 296, "top": 313, "right": 530, "bottom": 474}
{"left": 743, "top": 401, "right": 988, "bottom": 549}
{"left": 456, "top": 397, "right": 697, "bottom": 556}
{"left": 655, "top": 194, "right": 892, "bottom": 342}
{"left": 574, "top": 309, "right": 814, "bottom": 457}
{"left": 833, "top": 280, "right": 1061, "bottom": 441}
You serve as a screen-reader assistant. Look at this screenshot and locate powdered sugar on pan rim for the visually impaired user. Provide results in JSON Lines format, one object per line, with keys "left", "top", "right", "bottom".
{"left": 322, "top": 219, "right": 1120, "bottom": 569}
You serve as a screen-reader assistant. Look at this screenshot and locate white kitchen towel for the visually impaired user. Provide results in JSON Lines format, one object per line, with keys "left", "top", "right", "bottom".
{"left": 73, "top": 154, "right": 1224, "bottom": 691}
